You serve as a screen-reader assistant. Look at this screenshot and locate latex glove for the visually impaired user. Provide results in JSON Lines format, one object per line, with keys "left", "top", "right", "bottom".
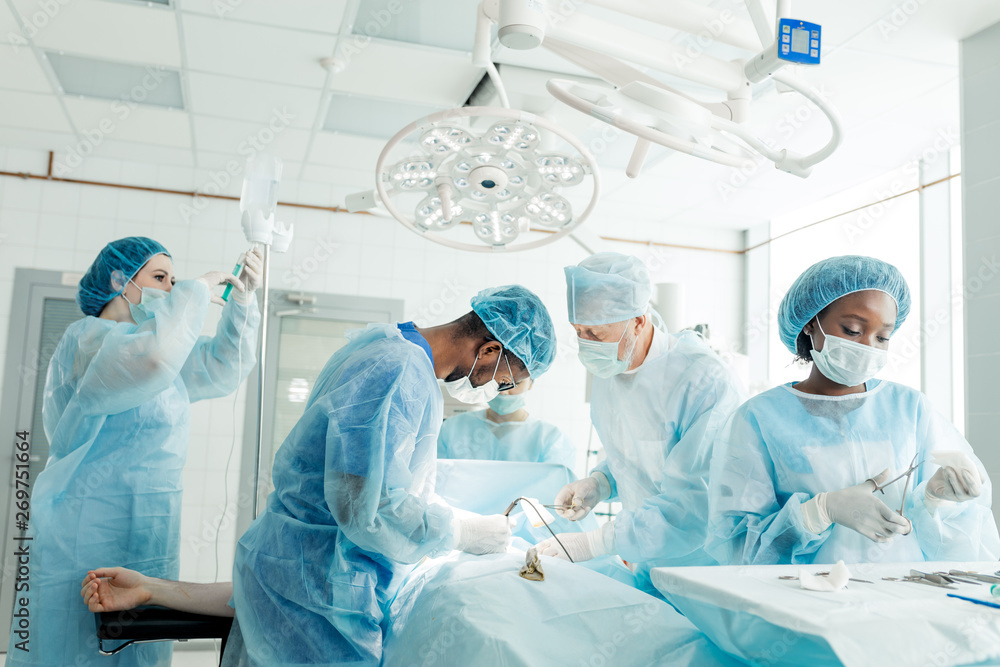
{"left": 554, "top": 472, "right": 612, "bottom": 521}
{"left": 536, "top": 522, "right": 615, "bottom": 563}
{"left": 234, "top": 247, "right": 263, "bottom": 304}
{"left": 816, "top": 469, "right": 911, "bottom": 542}
{"left": 926, "top": 452, "right": 984, "bottom": 506}
{"left": 197, "top": 271, "right": 244, "bottom": 306}
{"left": 453, "top": 514, "right": 513, "bottom": 555}
{"left": 81, "top": 567, "right": 151, "bottom": 613}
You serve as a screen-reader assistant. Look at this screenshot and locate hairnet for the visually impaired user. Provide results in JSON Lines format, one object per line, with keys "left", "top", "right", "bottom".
{"left": 77, "top": 237, "right": 170, "bottom": 316}
{"left": 564, "top": 252, "right": 652, "bottom": 326}
{"left": 471, "top": 285, "right": 556, "bottom": 378}
{"left": 777, "top": 255, "right": 911, "bottom": 353}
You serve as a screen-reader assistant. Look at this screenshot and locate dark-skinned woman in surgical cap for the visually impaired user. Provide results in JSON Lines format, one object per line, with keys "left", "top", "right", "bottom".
{"left": 707, "top": 255, "right": 1000, "bottom": 565}
{"left": 8, "top": 237, "right": 261, "bottom": 667}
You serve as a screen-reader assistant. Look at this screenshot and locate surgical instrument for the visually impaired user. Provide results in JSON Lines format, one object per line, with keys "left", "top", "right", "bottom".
{"left": 951, "top": 570, "right": 1000, "bottom": 584}
{"left": 947, "top": 594, "right": 1000, "bottom": 610}
{"left": 503, "top": 497, "right": 575, "bottom": 563}
{"left": 871, "top": 454, "right": 924, "bottom": 515}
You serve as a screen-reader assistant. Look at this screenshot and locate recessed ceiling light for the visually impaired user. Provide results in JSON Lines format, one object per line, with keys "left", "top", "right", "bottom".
{"left": 46, "top": 52, "right": 184, "bottom": 109}
{"left": 351, "top": 0, "right": 476, "bottom": 52}
{"left": 322, "top": 93, "right": 442, "bottom": 138}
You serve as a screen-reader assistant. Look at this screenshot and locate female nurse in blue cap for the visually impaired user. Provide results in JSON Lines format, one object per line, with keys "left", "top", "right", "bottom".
{"left": 8, "top": 237, "right": 261, "bottom": 667}
{"left": 707, "top": 255, "right": 1000, "bottom": 566}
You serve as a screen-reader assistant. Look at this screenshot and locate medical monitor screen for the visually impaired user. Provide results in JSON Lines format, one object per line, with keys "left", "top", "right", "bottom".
{"left": 791, "top": 27, "right": 809, "bottom": 54}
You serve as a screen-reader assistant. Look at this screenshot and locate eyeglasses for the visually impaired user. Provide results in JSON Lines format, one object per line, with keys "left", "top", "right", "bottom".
{"left": 496, "top": 353, "right": 517, "bottom": 392}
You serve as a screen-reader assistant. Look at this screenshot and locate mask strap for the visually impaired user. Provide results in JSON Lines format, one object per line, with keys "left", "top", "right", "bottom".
{"left": 490, "top": 347, "right": 504, "bottom": 381}
{"left": 465, "top": 353, "right": 481, "bottom": 380}
{"left": 122, "top": 279, "right": 142, "bottom": 306}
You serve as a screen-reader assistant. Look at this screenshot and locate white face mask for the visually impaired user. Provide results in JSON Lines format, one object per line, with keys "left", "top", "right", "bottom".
{"left": 123, "top": 279, "right": 168, "bottom": 325}
{"left": 809, "top": 319, "right": 888, "bottom": 387}
{"left": 576, "top": 320, "right": 638, "bottom": 379}
{"left": 444, "top": 351, "right": 509, "bottom": 404}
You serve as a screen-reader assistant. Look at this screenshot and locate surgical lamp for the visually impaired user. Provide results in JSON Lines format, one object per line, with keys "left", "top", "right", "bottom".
{"left": 349, "top": 0, "right": 841, "bottom": 252}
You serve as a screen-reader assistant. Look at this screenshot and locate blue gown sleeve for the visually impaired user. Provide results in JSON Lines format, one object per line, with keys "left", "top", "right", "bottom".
{"left": 179, "top": 294, "right": 261, "bottom": 402}
{"left": 707, "top": 403, "right": 831, "bottom": 565}
{"left": 74, "top": 280, "right": 211, "bottom": 416}
{"left": 613, "top": 370, "right": 744, "bottom": 565}
{"left": 437, "top": 416, "right": 457, "bottom": 459}
{"left": 323, "top": 349, "right": 455, "bottom": 563}
{"left": 905, "top": 399, "right": 1000, "bottom": 560}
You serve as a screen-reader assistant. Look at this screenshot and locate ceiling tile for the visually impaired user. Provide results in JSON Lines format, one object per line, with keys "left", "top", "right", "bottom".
{"left": 182, "top": 13, "right": 334, "bottom": 88}
{"left": 0, "top": 126, "right": 76, "bottom": 153}
{"left": 186, "top": 72, "right": 321, "bottom": 129}
{"left": 64, "top": 97, "right": 191, "bottom": 148}
{"left": 0, "top": 2, "right": 21, "bottom": 41}
{"left": 13, "top": 0, "right": 182, "bottom": 67}
{"left": 86, "top": 138, "right": 194, "bottom": 167}
{"left": 0, "top": 49, "right": 52, "bottom": 93}
{"left": 308, "top": 132, "right": 385, "bottom": 170}
{"left": 178, "top": 0, "right": 347, "bottom": 34}
{"left": 192, "top": 115, "right": 311, "bottom": 163}
{"left": 0, "top": 90, "right": 72, "bottom": 132}
{"left": 327, "top": 41, "right": 483, "bottom": 107}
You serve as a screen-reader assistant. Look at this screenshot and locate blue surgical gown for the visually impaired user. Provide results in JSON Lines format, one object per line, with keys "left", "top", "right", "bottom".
{"left": 589, "top": 328, "right": 746, "bottom": 590}
{"left": 437, "top": 410, "right": 577, "bottom": 468}
{"left": 228, "top": 323, "right": 456, "bottom": 667}
{"left": 707, "top": 379, "right": 1000, "bottom": 565}
{"left": 8, "top": 280, "right": 259, "bottom": 667}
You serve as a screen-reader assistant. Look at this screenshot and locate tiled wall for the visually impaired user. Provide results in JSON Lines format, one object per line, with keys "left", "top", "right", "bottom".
{"left": 0, "top": 147, "right": 745, "bottom": 582}
{"left": 960, "top": 24, "right": 1000, "bottom": 516}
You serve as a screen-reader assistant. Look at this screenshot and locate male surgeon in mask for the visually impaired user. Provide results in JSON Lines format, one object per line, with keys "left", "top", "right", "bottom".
{"left": 536, "top": 253, "right": 745, "bottom": 596}
{"left": 226, "top": 285, "right": 557, "bottom": 667}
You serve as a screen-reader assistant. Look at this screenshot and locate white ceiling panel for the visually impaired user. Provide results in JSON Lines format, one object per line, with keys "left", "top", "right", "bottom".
{"left": 0, "top": 90, "right": 72, "bottom": 132}
{"left": 83, "top": 138, "right": 194, "bottom": 167}
{"left": 300, "top": 164, "right": 372, "bottom": 190}
{"left": 0, "top": 126, "right": 76, "bottom": 153}
{"left": 182, "top": 13, "right": 334, "bottom": 88}
{"left": 192, "top": 115, "right": 312, "bottom": 163}
{"left": 0, "top": 2, "right": 21, "bottom": 40}
{"left": 16, "top": 0, "right": 182, "bottom": 67}
{"left": 327, "top": 40, "right": 483, "bottom": 107}
{"left": 308, "top": 132, "right": 386, "bottom": 170}
{"left": 178, "top": 0, "right": 347, "bottom": 34}
{"left": 0, "top": 49, "right": 52, "bottom": 93}
{"left": 186, "top": 72, "right": 320, "bottom": 129}
{"left": 64, "top": 97, "right": 191, "bottom": 148}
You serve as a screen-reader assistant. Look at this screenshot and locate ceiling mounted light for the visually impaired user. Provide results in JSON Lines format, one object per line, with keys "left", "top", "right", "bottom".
{"left": 366, "top": 106, "right": 600, "bottom": 253}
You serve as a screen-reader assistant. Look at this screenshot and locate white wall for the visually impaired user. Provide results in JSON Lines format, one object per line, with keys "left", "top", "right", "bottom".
{"left": 960, "top": 22, "right": 1000, "bottom": 516}
{"left": 0, "top": 146, "right": 745, "bottom": 582}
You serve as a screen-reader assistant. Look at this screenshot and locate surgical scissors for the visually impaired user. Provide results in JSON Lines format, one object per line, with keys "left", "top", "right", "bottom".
{"left": 870, "top": 453, "right": 924, "bottom": 515}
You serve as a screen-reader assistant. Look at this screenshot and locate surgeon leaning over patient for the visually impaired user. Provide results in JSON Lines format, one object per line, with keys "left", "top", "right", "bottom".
{"left": 437, "top": 377, "right": 577, "bottom": 468}
{"left": 8, "top": 237, "right": 260, "bottom": 667}
{"left": 708, "top": 255, "right": 1000, "bottom": 565}
{"left": 226, "top": 285, "right": 556, "bottom": 666}
{"left": 536, "top": 252, "right": 745, "bottom": 594}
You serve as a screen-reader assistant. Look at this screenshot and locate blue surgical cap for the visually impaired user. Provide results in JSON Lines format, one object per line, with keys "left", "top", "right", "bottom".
{"left": 77, "top": 237, "right": 171, "bottom": 316}
{"left": 471, "top": 285, "right": 557, "bottom": 378}
{"left": 778, "top": 255, "right": 911, "bottom": 353}
{"left": 564, "top": 252, "right": 652, "bottom": 326}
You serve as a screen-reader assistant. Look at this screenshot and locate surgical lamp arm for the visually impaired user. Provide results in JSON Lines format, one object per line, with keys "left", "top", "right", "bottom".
{"left": 714, "top": 72, "right": 842, "bottom": 177}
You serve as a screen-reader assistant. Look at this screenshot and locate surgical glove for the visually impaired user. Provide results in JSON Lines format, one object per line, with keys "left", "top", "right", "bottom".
{"left": 234, "top": 247, "right": 263, "bottom": 304}
{"left": 536, "top": 521, "right": 615, "bottom": 563}
{"left": 554, "top": 472, "right": 612, "bottom": 521}
{"left": 803, "top": 469, "right": 911, "bottom": 542}
{"left": 926, "top": 452, "right": 984, "bottom": 507}
{"left": 452, "top": 514, "right": 513, "bottom": 555}
{"left": 197, "top": 271, "right": 245, "bottom": 306}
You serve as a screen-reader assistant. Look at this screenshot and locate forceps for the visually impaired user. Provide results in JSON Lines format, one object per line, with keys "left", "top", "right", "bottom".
{"left": 870, "top": 453, "right": 924, "bottom": 515}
